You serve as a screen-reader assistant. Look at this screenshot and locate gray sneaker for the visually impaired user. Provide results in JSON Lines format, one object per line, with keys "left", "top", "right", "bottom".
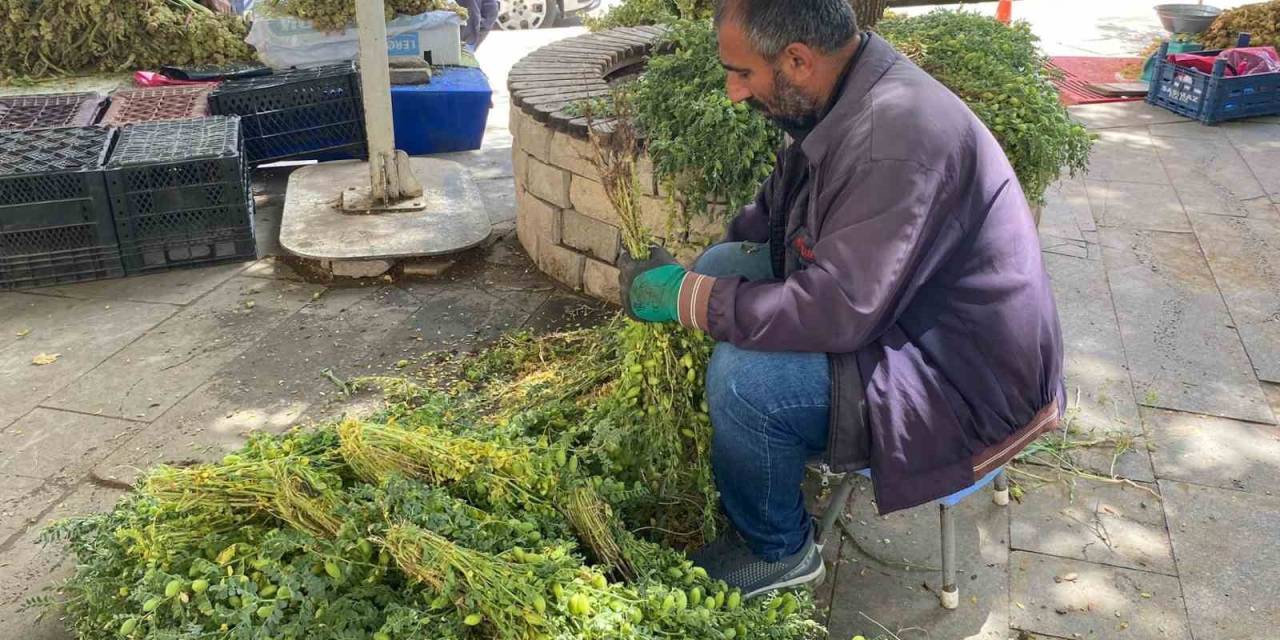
{"left": 689, "top": 530, "right": 825, "bottom": 600}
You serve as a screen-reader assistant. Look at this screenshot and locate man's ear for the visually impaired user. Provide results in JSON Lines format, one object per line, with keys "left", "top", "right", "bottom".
{"left": 781, "top": 42, "right": 818, "bottom": 80}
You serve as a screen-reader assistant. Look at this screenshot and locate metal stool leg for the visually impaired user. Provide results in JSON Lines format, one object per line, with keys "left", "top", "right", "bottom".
{"left": 815, "top": 474, "right": 858, "bottom": 548}
{"left": 993, "top": 468, "right": 1010, "bottom": 506}
{"left": 939, "top": 503, "right": 958, "bottom": 609}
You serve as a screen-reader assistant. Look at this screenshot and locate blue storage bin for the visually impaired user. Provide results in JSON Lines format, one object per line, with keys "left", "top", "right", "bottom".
{"left": 391, "top": 67, "right": 492, "bottom": 155}
{"left": 1147, "top": 33, "right": 1280, "bottom": 125}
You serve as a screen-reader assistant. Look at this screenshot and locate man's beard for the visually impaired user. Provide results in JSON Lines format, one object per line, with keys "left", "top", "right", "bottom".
{"left": 747, "top": 66, "right": 820, "bottom": 137}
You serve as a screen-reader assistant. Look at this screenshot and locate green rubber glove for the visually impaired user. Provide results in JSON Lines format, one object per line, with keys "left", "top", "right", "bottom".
{"left": 618, "top": 246, "right": 684, "bottom": 323}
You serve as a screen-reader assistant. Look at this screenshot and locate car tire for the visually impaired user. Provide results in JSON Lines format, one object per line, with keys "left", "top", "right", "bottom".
{"left": 496, "top": 0, "right": 562, "bottom": 30}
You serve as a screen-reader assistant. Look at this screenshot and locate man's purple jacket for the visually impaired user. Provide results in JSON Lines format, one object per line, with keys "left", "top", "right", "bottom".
{"left": 677, "top": 33, "right": 1065, "bottom": 514}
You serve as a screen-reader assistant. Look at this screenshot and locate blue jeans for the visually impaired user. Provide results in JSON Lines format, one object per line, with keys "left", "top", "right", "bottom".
{"left": 694, "top": 242, "right": 831, "bottom": 561}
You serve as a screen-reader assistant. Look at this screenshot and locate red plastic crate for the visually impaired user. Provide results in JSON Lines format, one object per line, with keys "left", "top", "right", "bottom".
{"left": 100, "top": 86, "right": 213, "bottom": 125}
{"left": 0, "top": 92, "right": 105, "bottom": 131}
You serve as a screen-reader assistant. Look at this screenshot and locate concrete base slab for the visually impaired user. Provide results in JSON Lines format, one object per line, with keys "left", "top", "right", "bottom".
{"left": 280, "top": 158, "right": 491, "bottom": 262}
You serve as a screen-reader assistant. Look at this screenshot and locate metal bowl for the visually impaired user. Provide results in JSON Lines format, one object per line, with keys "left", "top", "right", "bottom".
{"left": 1154, "top": 4, "right": 1223, "bottom": 35}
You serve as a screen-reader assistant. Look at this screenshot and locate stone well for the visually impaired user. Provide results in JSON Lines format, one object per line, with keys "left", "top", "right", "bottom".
{"left": 509, "top": 26, "right": 722, "bottom": 304}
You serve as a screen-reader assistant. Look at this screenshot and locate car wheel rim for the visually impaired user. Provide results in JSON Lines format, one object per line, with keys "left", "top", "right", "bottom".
{"left": 498, "top": 0, "right": 549, "bottom": 29}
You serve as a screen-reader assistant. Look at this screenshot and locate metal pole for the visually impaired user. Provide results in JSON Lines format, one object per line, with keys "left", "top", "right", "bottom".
{"left": 355, "top": 0, "right": 400, "bottom": 202}
{"left": 939, "top": 503, "right": 958, "bottom": 609}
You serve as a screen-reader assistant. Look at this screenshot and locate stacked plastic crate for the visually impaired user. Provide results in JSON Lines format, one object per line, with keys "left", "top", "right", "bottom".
{"left": 99, "top": 85, "right": 213, "bottom": 126}
{"left": 209, "top": 63, "right": 367, "bottom": 165}
{"left": 105, "top": 116, "right": 256, "bottom": 274}
{"left": 0, "top": 126, "right": 120, "bottom": 289}
{"left": 0, "top": 92, "right": 105, "bottom": 131}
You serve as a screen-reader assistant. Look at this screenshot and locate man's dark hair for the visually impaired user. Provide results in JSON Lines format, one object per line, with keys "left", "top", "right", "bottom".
{"left": 715, "top": 0, "right": 860, "bottom": 59}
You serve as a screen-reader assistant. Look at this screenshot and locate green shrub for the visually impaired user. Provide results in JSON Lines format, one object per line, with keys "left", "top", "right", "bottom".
{"left": 876, "top": 11, "right": 1092, "bottom": 206}
{"left": 631, "top": 20, "right": 782, "bottom": 234}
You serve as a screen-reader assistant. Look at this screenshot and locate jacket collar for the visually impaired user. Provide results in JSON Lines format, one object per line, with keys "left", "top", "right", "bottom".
{"left": 800, "top": 32, "right": 899, "bottom": 164}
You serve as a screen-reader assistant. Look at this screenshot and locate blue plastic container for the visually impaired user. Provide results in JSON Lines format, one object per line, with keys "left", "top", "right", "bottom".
{"left": 391, "top": 67, "right": 492, "bottom": 155}
{"left": 1147, "top": 33, "right": 1280, "bottom": 125}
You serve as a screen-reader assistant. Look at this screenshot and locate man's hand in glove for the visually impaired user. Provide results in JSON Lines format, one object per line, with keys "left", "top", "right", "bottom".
{"left": 617, "top": 246, "right": 716, "bottom": 330}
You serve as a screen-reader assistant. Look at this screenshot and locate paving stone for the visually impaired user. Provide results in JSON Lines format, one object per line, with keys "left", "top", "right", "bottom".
{"left": 825, "top": 475, "right": 1011, "bottom": 640}
{"left": 1160, "top": 480, "right": 1280, "bottom": 639}
{"left": 329, "top": 259, "right": 393, "bottom": 279}
{"left": 0, "top": 482, "right": 124, "bottom": 610}
{"left": 1147, "top": 121, "right": 1229, "bottom": 141}
{"left": 1044, "top": 251, "right": 1141, "bottom": 436}
{"left": 1144, "top": 407, "right": 1280, "bottom": 493}
{"left": 396, "top": 281, "right": 550, "bottom": 351}
{"left": 90, "top": 287, "right": 422, "bottom": 487}
{"left": 526, "top": 156, "right": 572, "bottom": 208}
{"left": 43, "top": 277, "right": 321, "bottom": 421}
{"left": 1266, "top": 382, "right": 1280, "bottom": 420}
{"left": 1100, "top": 229, "right": 1273, "bottom": 424}
{"left": 1082, "top": 129, "right": 1171, "bottom": 185}
{"left": 523, "top": 292, "right": 614, "bottom": 333}
{"left": 1152, "top": 138, "right": 1276, "bottom": 218}
{"left": 1011, "top": 475, "right": 1173, "bottom": 574}
{"left": 1189, "top": 213, "right": 1280, "bottom": 384}
{"left": 1236, "top": 148, "right": 1280, "bottom": 205}
{"left": 1219, "top": 121, "right": 1280, "bottom": 153}
{"left": 476, "top": 176, "right": 516, "bottom": 226}
{"left": 1084, "top": 180, "right": 1190, "bottom": 232}
{"left": 1039, "top": 177, "right": 1088, "bottom": 242}
{"left": 35, "top": 263, "right": 245, "bottom": 305}
{"left": 0, "top": 296, "right": 176, "bottom": 430}
{"left": 1009, "top": 551, "right": 1192, "bottom": 639}
{"left": 561, "top": 209, "right": 621, "bottom": 262}
{"left": 1069, "top": 102, "right": 1190, "bottom": 130}
{"left": 437, "top": 148, "right": 515, "bottom": 184}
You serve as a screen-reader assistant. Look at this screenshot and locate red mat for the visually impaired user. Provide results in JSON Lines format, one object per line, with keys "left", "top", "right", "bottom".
{"left": 1046, "top": 56, "right": 1145, "bottom": 106}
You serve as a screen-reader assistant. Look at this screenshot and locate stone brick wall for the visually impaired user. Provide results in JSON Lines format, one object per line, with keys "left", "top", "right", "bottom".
{"left": 510, "top": 27, "right": 722, "bottom": 305}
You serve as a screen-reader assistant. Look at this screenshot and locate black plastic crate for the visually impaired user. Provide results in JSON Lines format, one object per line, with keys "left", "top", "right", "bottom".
{"left": 208, "top": 64, "right": 367, "bottom": 165}
{"left": 0, "top": 126, "right": 122, "bottom": 289}
{"left": 0, "top": 92, "right": 105, "bottom": 131}
{"left": 105, "top": 116, "right": 256, "bottom": 274}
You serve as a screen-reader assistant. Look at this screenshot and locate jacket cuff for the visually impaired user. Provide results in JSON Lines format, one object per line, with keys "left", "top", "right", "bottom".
{"left": 676, "top": 273, "right": 715, "bottom": 331}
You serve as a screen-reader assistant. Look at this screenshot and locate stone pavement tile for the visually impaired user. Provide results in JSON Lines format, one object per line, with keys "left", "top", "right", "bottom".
{"left": 1152, "top": 138, "right": 1277, "bottom": 218}
{"left": 826, "top": 478, "right": 1010, "bottom": 640}
{"left": 0, "top": 410, "right": 136, "bottom": 544}
{"left": 37, "top": 262, "right": 245, "bottom": 306}
{"left": 1189, "top": 213, "right": 1280, "bottom": 384}
{"left": 1236, "top": 148, "right": 1280, "bottom": 204}
{"left": 1039, "top": 177, "right": 1089, "bottom": 241}
{"left": 436, "top": 146, "right": 515, "bottom": 181}
{"left": 477, "top": 176, "right": 517, "bottom": 225}
{"left": 1042, "top": 251, "right": 1155, "bottom": 482}
{"left": 397, "top": 280, "right": 551, "bottom": 352}
{"left": 1082, "top": 129, "right": 1171, "bottom": 185}
{"left": 0, "top": 482, "right": 124, "bottom": 612}
{"left": 1219, "top": 121, "right": 1280, "bottom": 152}
{"left": 1145, "top": 407, "right": 1280, "bottom": 494}
{"left": 524, "top": 291, "right": 615, "bottom": 333}
{"left": 43, "top": 276, "right": 322, "bottom": 422}
{"left": 1084, "top": 180, "right": 1190, "bottom": 232}
{"left": 1040, "top": 235, "right": 1089, "bottom": 259}
{"left": 90, "top": 286, "right": 423, "bottom": 486}
{"left": 1266, "top": 382, "right": 1280, "bottom": 420}
{"left": 1069, "top": 102, "right": 1190, "bottom": 130}
{"left": 1148, "top": 121, "right": 1230, "bottom": 141}
{"left": 0, "top": 297, "right": 175, "bottom": 430}
{"left": 1009, "top": 551, "right": 1192, "bottom": 640}
{"left": 1161, "top": 480, "right": 1280, "bottom": 638}
{"left": 1100, "top": 229, "right": 1274, "bottom": 424}
{"left": 1011, "top": 475, "right": 1174, "bottom": 574}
